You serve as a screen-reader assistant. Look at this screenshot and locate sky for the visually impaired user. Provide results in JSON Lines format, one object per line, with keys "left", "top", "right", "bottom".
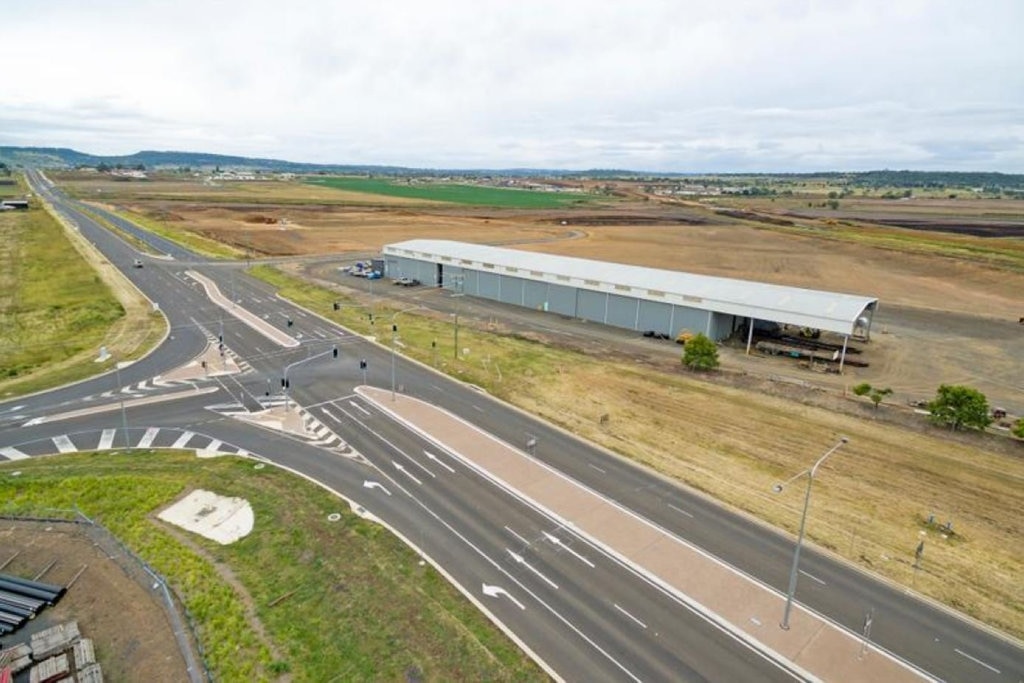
{"left": 1, "top": 0, "right": 1022, "bottom": 172}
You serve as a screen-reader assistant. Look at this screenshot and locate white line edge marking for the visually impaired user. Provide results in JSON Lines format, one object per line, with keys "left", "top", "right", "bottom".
{"left": 799, "top": 569, "right": 826, "bottom": 586}
{"left": 587, "top": 463, "right": 607, "bottom": 474}
{"left": 614, "top": 603, "right": 648, "bottom": 630}
{"left": 507, "top": 549, "right": 559, "bottom": 590}
{"left": 349, "top": 400, "right": 372, "bottom": 416}
{"left": 953, "top": 648, "right": 1001, "bottom": 674}
{"left": 667, "top": 503, "right": 694, "bottom": 518}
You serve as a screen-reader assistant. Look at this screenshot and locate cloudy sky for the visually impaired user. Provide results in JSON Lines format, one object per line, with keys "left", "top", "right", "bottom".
{"left": 2, "top": 0, "right": 1021, "bottom": 172}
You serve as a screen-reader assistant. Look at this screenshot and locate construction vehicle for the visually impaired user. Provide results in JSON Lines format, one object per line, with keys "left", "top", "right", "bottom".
{"left": 675, "top": 329, "right": 695, "bottom": 345}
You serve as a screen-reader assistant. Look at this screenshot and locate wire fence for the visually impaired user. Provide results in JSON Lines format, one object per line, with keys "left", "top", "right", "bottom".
{"left": 0, "top": 507, "right": 211, "bottom": 682}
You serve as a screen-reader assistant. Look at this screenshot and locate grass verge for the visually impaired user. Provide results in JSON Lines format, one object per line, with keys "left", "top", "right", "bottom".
{"left": 0, "top": 194, "right": 164, "bottom": 398}
{"left": 0, "top": 451, "right": 546, "bottom": 681}
{"left": 85, "top": 203, "right": 246, "bottom": 260}
{"left": 250, "top": 264, "right": 1024, "bottom": 640}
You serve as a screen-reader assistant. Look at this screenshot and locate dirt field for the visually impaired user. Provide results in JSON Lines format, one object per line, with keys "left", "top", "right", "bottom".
{"left": 66, "top": 175, "right": 1024, "bottom": 412}
{"left": 0, "top": 520, "right": 190, "bottom": 681}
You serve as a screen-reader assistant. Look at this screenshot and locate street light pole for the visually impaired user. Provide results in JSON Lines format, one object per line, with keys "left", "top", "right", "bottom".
{"left": 773, "top": 437, "right": 848, "bottom": 630}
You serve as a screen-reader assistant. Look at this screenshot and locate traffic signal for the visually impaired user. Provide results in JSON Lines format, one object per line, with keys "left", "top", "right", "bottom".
{"left": 332, "top": 346, "right": 338, "bottom": 358}
{"left": 201, "top": 360, "right": 207, "bottom": 369}
{"left": 286, "top": 318, "right": 293, "bottom": 327}
{"left": 333, "top": 302, "right": 340, "bottom": 311}
{"left": 281, "top": 377, "right": 289, "bottom": 388}
{"left": 359, "top": 359, "right": 367, "bottom": 370}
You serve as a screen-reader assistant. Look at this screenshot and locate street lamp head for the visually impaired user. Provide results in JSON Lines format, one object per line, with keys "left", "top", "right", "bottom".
{"left": 772, "top": 484, "right": 784, "bottom": 494}
{"left": 839, "top": 436, "right": 849, "bottom": 444}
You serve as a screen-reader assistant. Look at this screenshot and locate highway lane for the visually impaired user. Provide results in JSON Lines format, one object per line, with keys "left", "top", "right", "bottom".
{"left": 7, "top": 173, "right": 1022, "bottom": 681}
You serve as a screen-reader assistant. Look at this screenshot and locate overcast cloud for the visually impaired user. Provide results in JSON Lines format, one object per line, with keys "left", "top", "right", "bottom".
{"left": 1, "top": 0, "right": 1021, "bottom": 172}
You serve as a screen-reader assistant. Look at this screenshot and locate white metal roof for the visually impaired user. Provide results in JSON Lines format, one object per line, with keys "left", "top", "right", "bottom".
{"left": 383, "top": 239, "right": 877, "bottom": 335}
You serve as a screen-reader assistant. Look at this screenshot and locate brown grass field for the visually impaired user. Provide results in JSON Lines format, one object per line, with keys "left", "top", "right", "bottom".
{"left": 49, "top": 173, "right": 1024, "bottom": 637}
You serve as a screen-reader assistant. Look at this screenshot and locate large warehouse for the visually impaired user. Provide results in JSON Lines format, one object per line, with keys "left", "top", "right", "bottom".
{"left": 382, "top": 239, "right": 878, "bottom": 367}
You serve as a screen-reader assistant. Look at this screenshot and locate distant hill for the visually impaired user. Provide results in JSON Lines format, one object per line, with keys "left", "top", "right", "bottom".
{"left": 0, "top": 146, "right": 1021, "bottom": 188}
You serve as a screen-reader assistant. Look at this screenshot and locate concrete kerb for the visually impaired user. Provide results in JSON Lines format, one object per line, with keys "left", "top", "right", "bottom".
{"left": 358, "top": 389, "right": 937, "bottom": 683}
{"left": 223, "top": 450, "right": 564, "bottom": 682}
{"left": 360, "top": 387, "right": 818, "bottom": 682}
{"left": 319, "top": 283, "right": 1024, "bottom": 658}
{"left": 188, "top": 271, "right": 299, "bottom": 348}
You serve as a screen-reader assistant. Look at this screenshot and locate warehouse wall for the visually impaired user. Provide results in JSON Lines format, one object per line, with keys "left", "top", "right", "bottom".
{"left": 392, "top": 257, "right": 731, "bottom": 340}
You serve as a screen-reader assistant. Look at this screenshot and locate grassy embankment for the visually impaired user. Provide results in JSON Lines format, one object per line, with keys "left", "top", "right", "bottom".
{"left": 250, "top": 263, "right": 1024, "bottom": 640}
{"left": 0, "top": 451, "right": 544, "bottom": 682}
{"left": 0, "top": 183, "right": 164, "bottom": 398}
{"left": 305, "top": 176, "right": 593, "bottom": 208}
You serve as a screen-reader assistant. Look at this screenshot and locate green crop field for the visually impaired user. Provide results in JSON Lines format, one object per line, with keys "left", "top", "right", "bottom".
{"left": 305, "top": 176, "right": 592, "bottom": 208}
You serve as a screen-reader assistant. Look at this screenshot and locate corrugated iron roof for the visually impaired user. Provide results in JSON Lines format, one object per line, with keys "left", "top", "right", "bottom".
{"left": 383, "top": 239, "right": 877, "bottom": 335}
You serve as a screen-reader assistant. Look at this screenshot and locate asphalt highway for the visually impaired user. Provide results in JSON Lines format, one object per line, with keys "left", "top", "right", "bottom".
{"left": 1, "top": 171, "right": 1021, "bottom": 681}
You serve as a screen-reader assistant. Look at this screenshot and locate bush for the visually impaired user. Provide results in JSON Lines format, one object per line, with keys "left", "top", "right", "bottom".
{"left": 682, "top": 333, "right": 719, "bottom": 371}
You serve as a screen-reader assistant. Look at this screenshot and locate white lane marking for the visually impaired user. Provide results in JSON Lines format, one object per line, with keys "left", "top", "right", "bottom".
{"left": 98, "top": 429, "right": 116, "bottom": 450}
{"left": 22, "top": 417, "right": 45, "bottom": 427}
{"left": 507, "top": 549, "right": 559, "bottom": 589}
{"left": 253, "top": 346, "right": 263, "bottom": 354}
{"left": 667, "top": 503, "right": 694, "bottom": 518}
{"left": 0, "top": 404, "right": 25, "bottom": 414}
{"left": 53, "top": 435, "right": 76, "bottom": 453}
{"left": 0, "top": 446, "right": 28, "bottom": 460}
{"left": 171, "top": 431, "right": 195, "bottom": 448}
{"left": 349, "top": 400, "right": 371, "bottom": 417}
{"left": 542, "top": 531, "right": 595, "bottom": 568}
{"left": 504, "top": 526, "right": 532, "bottom": 547}
{"left": 424, "top": 450, "right": 455, "bottom": 473}
{"left": 137, "top": 427, "right": 159, "bottom": 448}
{"left": 205, "top": 439, "right": 223, "bottom": 452}
{"left": 799, "top": 569, "right": 826, "bottom": 586}
{"left": 134, "top": 381, "right": 148, "bottom": 391}
{"left": 614, "top": 603, "right": 648, "bottom": 630}
{"left": 482, "top": 583, "right": 525, "bottom": 610}
{"left": 431, "top": 384, "right": 444, "bottom": 392}
{"left": 587, "top": 463, "right": 607, "bottom": 474}
{"left": 471, "top": 404, "right": 484, "bottom": 412}
{"left": 393, "top": 461, "right": 423, "bottom": 485}
{"left": 362, "top": 480, "right": 391, "bottom": 496}
{"left": 954, "top": 648, "right": 1001, "bottom": 674}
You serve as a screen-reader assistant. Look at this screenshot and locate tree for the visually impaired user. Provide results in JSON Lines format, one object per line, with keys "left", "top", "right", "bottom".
{"left": 927, "top": 384, "right": 992, "bottom": 431}
{"left": 682, "top": 333, "right": 719, "bottom": 371}
{"left": 1013, "top": 419, "right": 1024, "bottom": 440}
{"left": 852, "top": 382, "right": 892, "bottom": 409}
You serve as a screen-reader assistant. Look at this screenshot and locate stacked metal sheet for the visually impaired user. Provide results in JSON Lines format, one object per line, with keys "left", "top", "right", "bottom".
{"left": 0, "top": 574, "right": 66, "bottom": 636}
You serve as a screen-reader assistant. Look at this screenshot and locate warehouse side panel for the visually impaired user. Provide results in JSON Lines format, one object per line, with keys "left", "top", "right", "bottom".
{"left": 606, "top": 293, "right": 641, "bottom": 330}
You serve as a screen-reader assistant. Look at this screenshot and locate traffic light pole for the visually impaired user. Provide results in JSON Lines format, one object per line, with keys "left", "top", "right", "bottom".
{"left": 282, "top": 345, "right": 338, "bottom": 411}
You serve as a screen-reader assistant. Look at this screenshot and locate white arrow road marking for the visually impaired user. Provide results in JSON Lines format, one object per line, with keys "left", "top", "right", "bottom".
{"left": 362, "top": 480, "right": 392, "bottom": 496}
{"left": 542, "top": 532, "right": 595, "bottom": 568}
{"left": 507, "top": 549, "right": 558, "bottom": 589}
{"left": 98, "top": 429, "right": 116, "bottom": 450}
{"left": 53, "top": 435, "right": 76, "bottom": 453}
{"left": 392, "top": 461, "right": 423, "bottom": 485}
{"left": 504, "top": 526, "right": 532, "bottom": 547}
{"left": 614, "top": 603, "right": 648, "bottom": 630}
{"left": 138, "top": 427, "right": 159, "bottom": 449}
{"left": 0, "top": 446, "right": 28, "bottom": 461}
{"left": 481, "top": 583, "right": 525, "bottom": 610}
{"left": 0, "top": 404, "right": 25, "bottom": 414}
{"left": 22, "top": 417, "right": 45, "bottom": 427}
{"left": 348, "top": 400, "right": 371, "bottom": 417}
{"left": 423, "top": 450, "right": 455, "bottom": 473}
